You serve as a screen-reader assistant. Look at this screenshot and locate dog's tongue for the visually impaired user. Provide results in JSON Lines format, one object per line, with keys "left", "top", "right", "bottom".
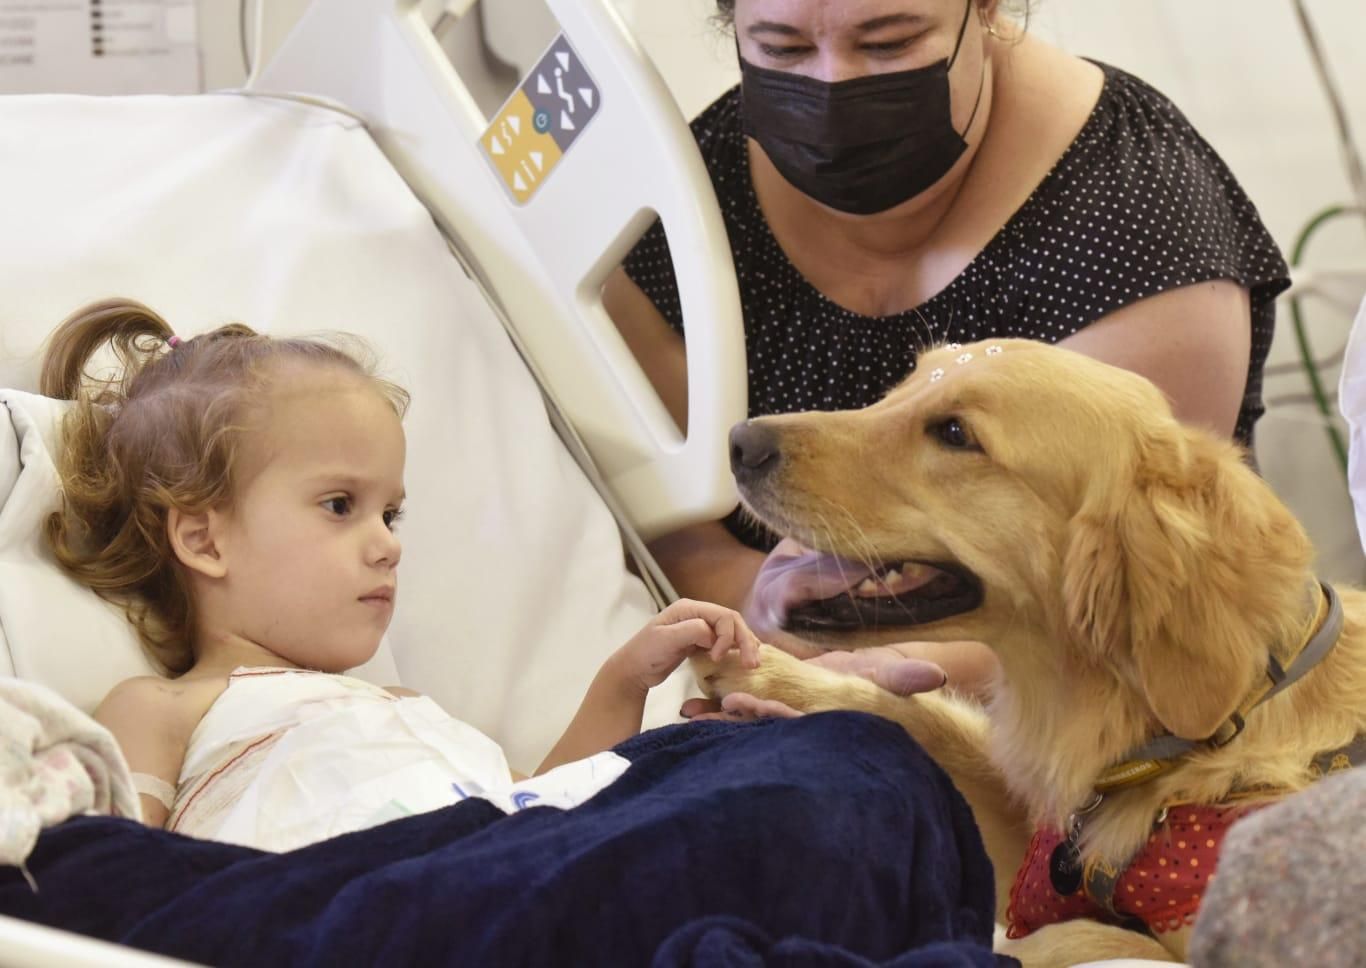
{"left": 783, "top": 553, "right": 882, "bottom": 600}
{"left": 748, "top": 549, "right": 942, "bottom": 630}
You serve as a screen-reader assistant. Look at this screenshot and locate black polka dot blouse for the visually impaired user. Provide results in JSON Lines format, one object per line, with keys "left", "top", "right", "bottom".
{"left": 624, "top": 62, "right": 1290, "bottom": 550}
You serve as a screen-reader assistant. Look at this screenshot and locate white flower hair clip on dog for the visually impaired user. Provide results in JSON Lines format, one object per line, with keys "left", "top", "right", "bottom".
{"left": 930, "top": 344, "right": 1003, "bottom": 382}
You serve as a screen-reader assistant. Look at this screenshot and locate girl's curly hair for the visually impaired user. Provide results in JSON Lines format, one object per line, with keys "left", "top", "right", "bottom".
{"left": 41, "top": 298, "right": 409, "bottom": 675}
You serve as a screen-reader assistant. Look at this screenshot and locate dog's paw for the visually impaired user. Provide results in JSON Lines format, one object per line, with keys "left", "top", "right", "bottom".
{"left": 690, "top": 643, "right": 833, "bottom": 709}
{"left": 689, "top": 642, "right": 777, "bottom": 698}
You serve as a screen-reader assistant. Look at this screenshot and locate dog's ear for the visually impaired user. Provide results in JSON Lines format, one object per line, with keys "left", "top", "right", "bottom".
{"left": 1062, "top": 424, "right": 1306, "bottom": 740}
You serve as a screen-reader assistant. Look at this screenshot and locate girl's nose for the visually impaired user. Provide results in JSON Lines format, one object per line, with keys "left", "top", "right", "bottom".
{"left": 370, "top": 522, "right": 402, "bottom": 569}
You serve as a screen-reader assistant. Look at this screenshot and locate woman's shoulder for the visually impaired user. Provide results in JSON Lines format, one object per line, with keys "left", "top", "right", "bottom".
{"left": 1087, "top": 60, "right": 1207, "bottom": 132}
{"left": 1000, "top": 55, "right": 1280, "bottom": 270}
{"left": 1040, "top": 59, "right": 1244, "bottom": 200}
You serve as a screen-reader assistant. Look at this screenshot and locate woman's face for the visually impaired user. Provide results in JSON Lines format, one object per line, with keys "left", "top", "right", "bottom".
{"left": 732, "top": 0, "right": 992, "bottom": 214}
{"left": 732, "top": 0, "right": 981, "bottom": 83}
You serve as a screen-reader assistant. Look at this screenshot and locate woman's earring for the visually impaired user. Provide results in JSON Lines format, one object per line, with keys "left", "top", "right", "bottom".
{"left": 978, "top": 4, "right": 1006, "bottom": 39}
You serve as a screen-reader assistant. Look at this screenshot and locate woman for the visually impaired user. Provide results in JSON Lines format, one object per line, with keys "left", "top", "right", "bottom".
{"left": 605, "top": 0, "right": 1288, "bottom": 692}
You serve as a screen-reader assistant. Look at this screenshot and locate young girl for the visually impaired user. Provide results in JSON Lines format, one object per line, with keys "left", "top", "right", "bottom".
{"left": 42, "top": 298, "right": 759, "bottom": 852}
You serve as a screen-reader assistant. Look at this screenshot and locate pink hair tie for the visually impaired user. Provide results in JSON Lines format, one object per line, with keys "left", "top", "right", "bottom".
{"left": 166, "top": 336, "right": 182, "bottom": 349}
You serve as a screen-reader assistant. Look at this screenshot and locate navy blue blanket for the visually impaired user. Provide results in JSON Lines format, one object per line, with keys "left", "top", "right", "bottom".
{"left": 1, "top": 712, "right": 1011, "bottom": 967}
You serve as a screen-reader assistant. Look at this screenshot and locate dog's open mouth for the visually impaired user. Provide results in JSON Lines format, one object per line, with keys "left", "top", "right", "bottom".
{"left": 783, "top": 557, "right": 983, "bottom": 634}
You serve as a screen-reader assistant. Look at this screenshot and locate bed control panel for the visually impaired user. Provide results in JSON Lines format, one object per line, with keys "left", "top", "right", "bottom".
{"left": 481, "top": 35, "right": 601, "bottom": 205}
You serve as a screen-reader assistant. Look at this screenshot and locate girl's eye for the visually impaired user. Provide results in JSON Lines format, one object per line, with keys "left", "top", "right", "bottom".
{"left": 323, "top": 496, "right": 352, "bottom": 517}
{"left": 383, "top": 507, "right": 404, "bottom": 531}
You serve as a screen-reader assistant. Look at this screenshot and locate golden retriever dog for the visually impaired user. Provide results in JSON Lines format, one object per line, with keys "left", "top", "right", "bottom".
{"left": 695, "top": 338, "right": 1366, "bottom": 966}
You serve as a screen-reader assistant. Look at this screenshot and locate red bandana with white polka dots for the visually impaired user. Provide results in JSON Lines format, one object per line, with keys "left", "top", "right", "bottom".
{"left": 1005, "top": 803, "right": 1264, "bottom": 938}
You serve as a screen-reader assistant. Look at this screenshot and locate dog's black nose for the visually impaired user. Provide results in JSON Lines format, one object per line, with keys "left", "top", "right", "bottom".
{"left": 729, "top": 420, "right": 781, "bottom": 482}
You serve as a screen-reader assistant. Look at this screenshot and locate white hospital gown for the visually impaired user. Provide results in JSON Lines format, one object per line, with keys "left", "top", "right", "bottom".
{"left": 167, "top": 667, "right": 626, "bottom": 852}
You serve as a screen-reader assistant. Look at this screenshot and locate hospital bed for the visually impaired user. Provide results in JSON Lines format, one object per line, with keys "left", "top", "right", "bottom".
{"left": 0, "top": 0, "right": 1281, "bottom": 964}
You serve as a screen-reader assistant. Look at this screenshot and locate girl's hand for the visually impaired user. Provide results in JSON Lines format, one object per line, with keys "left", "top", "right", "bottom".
{"left": 611, "top": 598, "right": 761, "bottom": 692}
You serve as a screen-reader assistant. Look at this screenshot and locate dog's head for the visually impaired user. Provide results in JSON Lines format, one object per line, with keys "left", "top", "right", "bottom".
{"left": 733, "top": 339, "right": 1313, "bottom": 741}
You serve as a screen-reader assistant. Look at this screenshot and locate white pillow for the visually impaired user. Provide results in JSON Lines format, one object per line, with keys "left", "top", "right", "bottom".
{"left": 0, "top": 94, "right": 683, "bottom": 772}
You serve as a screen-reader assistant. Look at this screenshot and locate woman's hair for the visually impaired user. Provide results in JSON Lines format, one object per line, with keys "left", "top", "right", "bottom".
{"left": 41, "top": 298, "right": 409, "bottom": 675}
{"left": 712, "top": 0, "right": 1034, "bottom": 31}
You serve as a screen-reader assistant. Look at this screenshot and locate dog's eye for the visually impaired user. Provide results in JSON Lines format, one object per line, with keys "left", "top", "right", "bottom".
{"left": 930, "top": 418, "right": 974, "bottom": 450}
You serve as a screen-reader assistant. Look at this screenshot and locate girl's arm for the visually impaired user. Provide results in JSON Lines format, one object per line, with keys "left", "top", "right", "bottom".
{"left": 534, "top": 653, "right": 652, "bottom": 776}
{"left": 94, "top": 677, "right": 192, "bottom": 828}
{"left": 536, "top": 600, "right": 759, "bottom": 775}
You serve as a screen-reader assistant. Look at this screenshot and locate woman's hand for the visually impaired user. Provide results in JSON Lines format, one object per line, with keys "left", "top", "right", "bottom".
{"left": 838, "top": 640, "right": 1000, "bottom": 701}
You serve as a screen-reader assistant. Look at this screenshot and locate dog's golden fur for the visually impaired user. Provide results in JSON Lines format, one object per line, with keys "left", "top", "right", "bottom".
{"left": 697, "top": 339, "right": 1366, "bottom": 965}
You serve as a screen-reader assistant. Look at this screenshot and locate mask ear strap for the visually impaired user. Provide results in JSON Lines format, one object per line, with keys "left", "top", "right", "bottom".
{"left": 957, "top": 53, "right": 988, "bottom": 139}
{"left": 947, "top": 0, "right": 976, "bottom": 70}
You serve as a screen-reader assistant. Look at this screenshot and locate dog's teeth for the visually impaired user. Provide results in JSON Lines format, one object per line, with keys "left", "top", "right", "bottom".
{"left": 857, "top": 578, "right": 880, "bottom": 595}
{"left": 882, "top": 568, "right": 903, "bottom": 588}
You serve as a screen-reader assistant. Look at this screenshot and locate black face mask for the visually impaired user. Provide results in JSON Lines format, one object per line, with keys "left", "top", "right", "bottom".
{"left": 739, "top": 0, "right": 984, "bottom": 215}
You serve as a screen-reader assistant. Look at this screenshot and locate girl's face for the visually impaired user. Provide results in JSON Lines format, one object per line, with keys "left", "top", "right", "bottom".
{"left": 211, "top": 369, "right": 406, "bottom": 672}
{"left": 734, "top": 0, "right": 980, "bottom": 81}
